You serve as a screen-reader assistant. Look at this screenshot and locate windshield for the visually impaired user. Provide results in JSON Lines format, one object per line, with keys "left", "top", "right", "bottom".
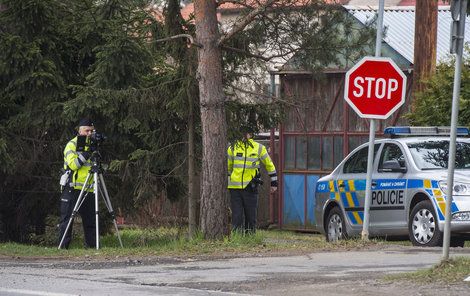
{"left": 407, "top": 140, "right": 470, "bottom": 170}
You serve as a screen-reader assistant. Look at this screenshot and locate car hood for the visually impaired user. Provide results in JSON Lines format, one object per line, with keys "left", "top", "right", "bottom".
{"left": 431, "top": 170, "right": 470, "bottom": 183}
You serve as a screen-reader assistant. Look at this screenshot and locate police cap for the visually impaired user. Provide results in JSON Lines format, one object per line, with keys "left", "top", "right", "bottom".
{"left": 78, "top": 118, "right": 94, "bottom": 127}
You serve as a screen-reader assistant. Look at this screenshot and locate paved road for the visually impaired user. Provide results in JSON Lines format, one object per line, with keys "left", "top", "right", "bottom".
{"left": 1, "top": 246, "right": 470, "bottom": 296}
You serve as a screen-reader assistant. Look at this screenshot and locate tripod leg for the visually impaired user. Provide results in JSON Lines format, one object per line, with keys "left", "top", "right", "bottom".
{"left": 94, "top": 172, "right": 100, "bottom": 250}
{"left": 58, "top": 173, "right": 92, "bottom": 249}
{"left": 98, "top": 174, "right": 123, "bottom": 248}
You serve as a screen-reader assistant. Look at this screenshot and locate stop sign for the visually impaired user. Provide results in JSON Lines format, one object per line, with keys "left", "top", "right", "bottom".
{"left": 344, "top": 56, "right": 407, "bottom": 119}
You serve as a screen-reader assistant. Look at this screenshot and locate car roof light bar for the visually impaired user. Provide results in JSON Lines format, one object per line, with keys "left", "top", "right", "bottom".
{"left": 384, "top": 126, "right": 470, "bottom": 137}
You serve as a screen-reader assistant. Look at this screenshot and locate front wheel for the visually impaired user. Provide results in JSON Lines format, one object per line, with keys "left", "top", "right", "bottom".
{"left": 409, "top": 200, "right": 442, "bottom": 247}
{"left": 326, "top": 207, "right": 347, "bottom": 242}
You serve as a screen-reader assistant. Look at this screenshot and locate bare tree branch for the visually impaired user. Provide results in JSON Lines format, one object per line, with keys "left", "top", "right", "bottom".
{"left": 222, "top": 42, "right": 337, "bottom": 63}
{"left": 227, "top": 84, "right": 300, "bottom": 107}
{"left": 155, "top": 34, "right": 202, "bottom": 48}
{"left": 218, "top": 0, "right": 277, "bottom": 46}
{"left": 221, "top": 45, "right": 270, "bottom": 61}
{"left": 217, "top": 0, "right": 248, "bottom": 7}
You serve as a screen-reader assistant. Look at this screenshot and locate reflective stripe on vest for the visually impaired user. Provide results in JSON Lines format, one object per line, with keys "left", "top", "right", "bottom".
{"left": 65, "top": 150, "right": 77, "bottom": 158}
{"left": 69, "top": 182, "right": 94, "bottom": 189}
{"left": 260, "top": 153, "right": 269, "bottom": 161}
{"left": 228, "top": 180, "right": 245, "bottom": 187}
{"left": 232, "top": 163, "right": 260, "bottom": 169}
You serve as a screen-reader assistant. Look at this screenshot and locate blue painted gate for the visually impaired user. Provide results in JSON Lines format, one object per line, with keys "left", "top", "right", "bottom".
{"left": 282, "top": 174, "right": 319, "bottom": 229}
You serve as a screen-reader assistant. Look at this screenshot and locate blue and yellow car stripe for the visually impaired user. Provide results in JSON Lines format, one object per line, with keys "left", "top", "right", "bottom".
{"left": 317, "top": 178, "right": 460, "bottom": 224}
{"left": 407, "top": 179, "right": 459, "bottom": 221}
{"left": 318, "top": 179, "right": 366, "bottom": 225}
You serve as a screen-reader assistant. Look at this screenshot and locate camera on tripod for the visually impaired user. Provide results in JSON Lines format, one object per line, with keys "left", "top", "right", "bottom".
{"left": 89, "top": 131, "right": 106, "bottom": 151}
{"left": 76, "top": 131, "right": 106, "bottom": 152}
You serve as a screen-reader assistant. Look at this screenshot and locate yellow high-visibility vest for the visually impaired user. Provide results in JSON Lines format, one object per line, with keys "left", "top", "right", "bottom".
{"left": 63, "top": 136, "right": 93, "bottom": 191}
{"left": 227, "top": 139, "right": 277, "bottom": 189}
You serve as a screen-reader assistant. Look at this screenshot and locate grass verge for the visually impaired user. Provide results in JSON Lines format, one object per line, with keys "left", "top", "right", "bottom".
{"left": 385, "top": 257, "right": 470, "bottom": 284}
{"left": 0, "top": 228, "right": 406, "bottom": 259}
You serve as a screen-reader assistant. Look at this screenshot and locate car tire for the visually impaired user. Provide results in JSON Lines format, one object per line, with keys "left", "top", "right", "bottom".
{"left": 326, "top": 207, "right": 347, "bottom": 242}
{"left": 409, "top": 200, "right": 443, "bottom": 247}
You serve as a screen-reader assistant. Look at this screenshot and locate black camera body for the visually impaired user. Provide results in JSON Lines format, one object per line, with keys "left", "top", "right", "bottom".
{"left": 76, "top": 131, "right": 106, "bottom": 152}
{"left": 89, "top": 131, "right": 106, "bottom": 151}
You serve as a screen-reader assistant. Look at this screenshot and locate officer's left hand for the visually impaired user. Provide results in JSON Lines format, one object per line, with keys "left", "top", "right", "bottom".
{"left": 80, "top": 151, "right": 91, "bottom": 160}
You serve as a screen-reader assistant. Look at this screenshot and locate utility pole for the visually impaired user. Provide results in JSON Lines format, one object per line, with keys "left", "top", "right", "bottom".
{"left": 411, "top": 0, "right": 438, "bottom": 111}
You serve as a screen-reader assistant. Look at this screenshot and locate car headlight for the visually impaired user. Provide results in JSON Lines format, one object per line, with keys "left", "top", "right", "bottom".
{"left": 438, "top": 181, "right": 470, "bottom": 196}
{"left": 452, "top": 212, "right": 470, "bottom": 221}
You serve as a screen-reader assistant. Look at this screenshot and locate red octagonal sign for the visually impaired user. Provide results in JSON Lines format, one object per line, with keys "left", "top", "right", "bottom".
{"left": 344, "top": 56, "right": 407, "bottom": 119}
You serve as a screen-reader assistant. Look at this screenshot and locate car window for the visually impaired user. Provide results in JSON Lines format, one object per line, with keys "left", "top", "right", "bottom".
{"left": 378, "top": 143, "right": 405, "bottom": 172}
{"left": 407, "top": 140, "right": 470, "bottom": 170}
{"left": 343, "top": 144, "right": 380, "bottom": 174}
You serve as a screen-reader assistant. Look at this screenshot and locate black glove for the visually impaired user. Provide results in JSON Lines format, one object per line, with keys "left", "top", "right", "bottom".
{"left": 81, "top": 151, "right": 91, "bottom": 160}
{"left": 77, "top": 152, "right": 91, "bottom": 166}
{"left": 271, "top": 180, "right": 278, "bottom": 187}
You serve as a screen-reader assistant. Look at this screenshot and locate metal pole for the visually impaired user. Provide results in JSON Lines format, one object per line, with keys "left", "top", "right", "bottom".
{"left": 270, "top": 73, "right": 276, "bottom": 224}
{"left": 99, "top": 174, "right": 123, "bottom": 248}
{"left": 94, "top": 173, "right": 100, "bottom": 250}
{"left": 443, "top": 0, "right": 467, "bottom": 261}
{"left": 362, "top": 120, "right": 376, "bottom": 240}
{"left": 361, "top": 0, "right": 384, "bottom": 240}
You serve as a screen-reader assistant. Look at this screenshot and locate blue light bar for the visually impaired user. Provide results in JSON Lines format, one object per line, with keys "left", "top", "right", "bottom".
{"left": 384, "top": 126, "right": 470, "bottom": 137}
{"left": 384, "top": 126, "right": 410, "bottom": 135}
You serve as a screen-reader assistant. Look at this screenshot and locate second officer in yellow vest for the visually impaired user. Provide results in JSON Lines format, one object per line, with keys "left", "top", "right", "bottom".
{"left": 228, "top": 133, "right": 277, "bottom": 233}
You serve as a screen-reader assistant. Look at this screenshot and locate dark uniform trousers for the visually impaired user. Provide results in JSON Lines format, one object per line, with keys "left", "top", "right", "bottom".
{"left": 229, "top": 187, "right": 258, "bottom": 233}
{"left": 58, "top": 187, "right": 96, "bottom": 248}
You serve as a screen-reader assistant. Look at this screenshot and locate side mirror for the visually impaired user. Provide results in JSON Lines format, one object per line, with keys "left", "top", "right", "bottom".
{"left": 381, "top": 159, "right": 407, "bottom": 173}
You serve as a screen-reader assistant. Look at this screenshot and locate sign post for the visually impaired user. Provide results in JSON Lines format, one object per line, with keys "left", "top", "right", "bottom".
{"left": 443, "top": 0, "right": 467, "bottom": 261}
{"left": 343, "top": 0, "right": 407, "bottom": 240}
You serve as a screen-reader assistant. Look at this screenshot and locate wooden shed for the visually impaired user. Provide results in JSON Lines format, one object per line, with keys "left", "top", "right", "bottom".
{"left": 275, "top": 5, "right": 418, "bottom": 230}
{"left": 271, "top": 5, "right": 465, "bottom": 230}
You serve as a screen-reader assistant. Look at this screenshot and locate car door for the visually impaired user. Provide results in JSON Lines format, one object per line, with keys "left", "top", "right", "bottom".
{"left": 369, "top": 142, "right": 408, "bottom": 232}
{"left": 336, "top": 144, "right": 381, "bottom": 230}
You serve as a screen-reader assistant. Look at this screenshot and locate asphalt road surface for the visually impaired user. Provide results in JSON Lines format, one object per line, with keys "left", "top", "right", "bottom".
{"left": 1, "top": 246, "right": 470, "bottom": 296}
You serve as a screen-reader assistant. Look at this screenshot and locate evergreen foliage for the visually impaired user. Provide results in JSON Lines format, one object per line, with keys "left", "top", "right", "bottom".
{"left": 0, "top": 0, "right": 72, "bottom": 242}
{"left": 0, "top": 0, "right": 194, "bottom": 242}
{"left": 407, "top": 52, "right": 470, "bottom": 126}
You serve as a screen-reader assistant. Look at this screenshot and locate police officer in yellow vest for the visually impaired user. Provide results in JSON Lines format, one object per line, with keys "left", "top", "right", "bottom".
{"left": 58, "top": 118, "right": 96, "bottom": 248}
{"left": 227, "top": 132, "right": 277, "bottom": 233}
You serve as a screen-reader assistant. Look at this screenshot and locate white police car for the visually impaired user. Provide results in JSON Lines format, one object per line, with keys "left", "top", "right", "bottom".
{"left": 314, "top": 126, "right": 470, "bottom": 247}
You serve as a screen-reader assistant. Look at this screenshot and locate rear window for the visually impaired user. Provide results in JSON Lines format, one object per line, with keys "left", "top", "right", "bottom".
{"left": 343, "top": 144, "right": 380, "bottom": 174}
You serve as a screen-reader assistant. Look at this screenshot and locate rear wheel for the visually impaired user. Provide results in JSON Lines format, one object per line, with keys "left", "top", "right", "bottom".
{"left": 409, "top": 200, "right": 442, "bottom": 247}
{"left": 326, "top": 207, "right": 347, "bottom": 242}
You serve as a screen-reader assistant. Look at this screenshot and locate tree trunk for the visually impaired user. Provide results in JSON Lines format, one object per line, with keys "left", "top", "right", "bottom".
{"left": 187, "top": 71, "right": 198, "bottom": 237}
{"left": 194, "top": 0, "right": 228, "bottom": 239}
{"left": 412, "top": 0, "right": 438, "bottom": 110}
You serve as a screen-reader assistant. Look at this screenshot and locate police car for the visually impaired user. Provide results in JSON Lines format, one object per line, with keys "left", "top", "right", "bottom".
{"left": 314, "top": 126, "right": 470, "bottom": 247}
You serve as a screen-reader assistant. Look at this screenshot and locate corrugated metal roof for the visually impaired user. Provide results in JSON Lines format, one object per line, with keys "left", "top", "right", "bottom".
{"left": 345, "top": 5, "right": 470, "bottom": 64}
